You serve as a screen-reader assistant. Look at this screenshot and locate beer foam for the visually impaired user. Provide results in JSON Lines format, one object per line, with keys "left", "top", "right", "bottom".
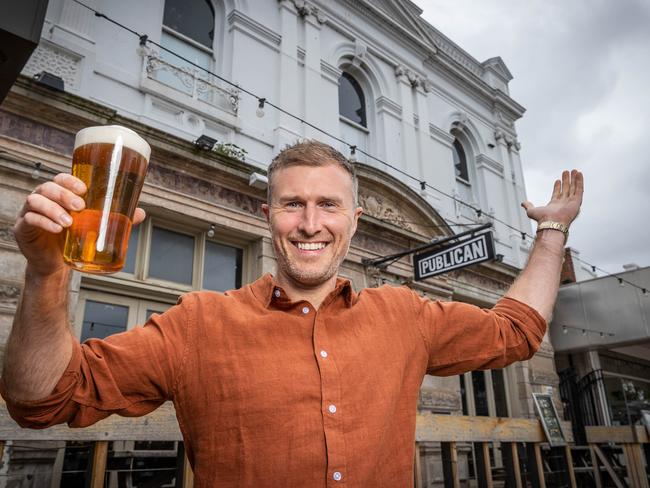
{"left": 74, "top": 125, "right": 151, "bottom": 161}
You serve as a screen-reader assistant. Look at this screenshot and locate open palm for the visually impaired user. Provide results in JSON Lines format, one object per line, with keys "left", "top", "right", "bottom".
{"left": 522, "top": 170, "right": 583, "bottom": 225}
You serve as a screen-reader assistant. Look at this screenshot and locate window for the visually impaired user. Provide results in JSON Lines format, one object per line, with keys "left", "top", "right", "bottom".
{"left": 452, "top": 137, "right": 475, "bottom": 219}
{"left": 163, "top": 0, "right": 215, "bottom": 49}
{"left": 156, "top": 0, "right": 216, "bottom": 100}
{"left": 117, "top": 218, "right": 244, "bottom": 291}
{"left": 338, "top": 72, "right": 367, "bottom": 128}
{"left": 453, "top": 139, "right": 469, "bottom": 182}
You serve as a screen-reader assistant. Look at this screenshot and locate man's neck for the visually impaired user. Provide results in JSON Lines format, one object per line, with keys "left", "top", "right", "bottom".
{"left": 274, "top": 272, "right": 338, "bottom": 309}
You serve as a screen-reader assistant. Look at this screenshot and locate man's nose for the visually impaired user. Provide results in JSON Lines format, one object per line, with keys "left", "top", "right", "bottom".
{"left": 298, "top": 204, "right": 322, "bottom": 236}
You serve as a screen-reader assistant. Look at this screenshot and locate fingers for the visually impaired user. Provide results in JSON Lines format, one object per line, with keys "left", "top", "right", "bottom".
{"left": 22, "top": 193, "right": 73, "bottom": 231}
{"left": 561, "top": 170, "right": 570, "bottom": 198}
{"left": 22, "top": 178, "right": 86, "bottom": 217}
{"left": 53, "top": 173, "right": 86, "bottom": 195}
{"left": 571, "top": 170, "right": 584, "bottom": 198}
{"left": 133, "top": 208, "right": 146, "bottom": 225}
{"left": 16, "top": 173, "right": 86, "bottom": 236}
{"left": 551, "top": 179, "right": 562, "bottom": 200}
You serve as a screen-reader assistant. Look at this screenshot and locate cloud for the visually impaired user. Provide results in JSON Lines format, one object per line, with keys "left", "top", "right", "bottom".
{"left": 416, "top": 0, "right": 650, "bottom": 272}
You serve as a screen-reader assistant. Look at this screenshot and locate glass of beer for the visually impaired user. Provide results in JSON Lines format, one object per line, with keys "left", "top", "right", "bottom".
{"left": 63, "top": 125, "right": 151, "bottom": 274}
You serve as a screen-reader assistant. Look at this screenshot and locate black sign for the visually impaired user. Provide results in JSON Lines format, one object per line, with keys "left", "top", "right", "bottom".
{"left": 532, "top": 393, "right": 566, "bottom": 446}
{"left": 413, "top": 232, "right": 495, "bottom": 280}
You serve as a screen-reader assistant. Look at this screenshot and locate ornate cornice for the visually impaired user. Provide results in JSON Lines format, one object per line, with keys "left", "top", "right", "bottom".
{"left": 320, "top": 59, "right": 342, "bottom": 84}
{"left": 375, "top": 95, "right": 402, "bottom": 119}
{"left": 228, "top": 10, "right": 281, "bottom": 52}
{"left": 476, "top": 154, "right": 504, "bottom": 176}
{"left": 428, "top": 123, "right": 454, "bottom": 147}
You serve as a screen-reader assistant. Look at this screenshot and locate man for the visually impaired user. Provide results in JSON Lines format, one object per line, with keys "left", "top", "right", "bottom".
{"left": 1, "top": 140, "right": 583, "bottom": 487}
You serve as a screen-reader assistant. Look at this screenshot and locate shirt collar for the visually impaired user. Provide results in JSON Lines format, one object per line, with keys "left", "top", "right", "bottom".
{"left": 252, "top": 273, "right": 355, "bottom": 309}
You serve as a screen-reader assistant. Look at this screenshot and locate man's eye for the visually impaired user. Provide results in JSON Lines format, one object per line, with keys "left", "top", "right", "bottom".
{"left": 321, "top": 201, "right": 336, "bottom": 208}
{"left": 286, "top": 202, "right": 302, "bottom": 208}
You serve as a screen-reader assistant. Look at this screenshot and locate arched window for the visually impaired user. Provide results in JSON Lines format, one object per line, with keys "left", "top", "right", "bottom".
{"left": 453, "top": 138, "right": 469, "bottom": 183}
{"left": 338, "top": 72, "right": 367, "bottom": 128}
{"left": 163, "top": 0, "right": 215, "bottom": 48}
{"left": 156, "top": 0, "right": 218, "bottom": 102}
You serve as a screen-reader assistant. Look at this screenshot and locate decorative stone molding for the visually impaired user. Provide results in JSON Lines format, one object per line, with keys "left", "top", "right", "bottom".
{"left": 351, "top": 40, "right": 368, "bottom": 68}
{"left": 428, "top": 123, "right": 454, "bottom": 147}
{"left": 139, "top": 47, "right": 240, "bottom": 115}
{"left": 320, "top": 60, "right": 342, "bottom": 84}
{"left": 476, "top": 154, "right": 504, "bottom": 176}
{"left": 394, "top": 64, "right": 423, "bottom": 88}
{"left": 360, "top": 191, "right": 415, "bottom": 232}
{"left": 450, "top": 111, "right": 470, "bottom": 130}
{"left": 21, "top": 41, "right": 82, "bottom": 90}
{"left": 375, "top": 96, "right": 402, "bottom": 119}
{"left": 291, "top": 0, "right": 326, "bottom": 23}
{"left": 228, "top": 10, "right": 281, "bottom": 52}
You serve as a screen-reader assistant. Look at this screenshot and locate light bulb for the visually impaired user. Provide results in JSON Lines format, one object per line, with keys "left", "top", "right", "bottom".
{"left": 31, "top": 162, "right": 42, "bottom": 179}
{"left": 207, "top": 224, "right": 215, "bottom": 238}
{"left": 256, "top": 98, "right": 266, "bottom": 118}
{"left": 562, "top": 326, "right": 568, "bottom": 334}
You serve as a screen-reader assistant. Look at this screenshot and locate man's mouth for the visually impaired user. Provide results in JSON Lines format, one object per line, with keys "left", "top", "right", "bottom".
{"left": 293, "top": 241, "right": 329, "bottom": 251}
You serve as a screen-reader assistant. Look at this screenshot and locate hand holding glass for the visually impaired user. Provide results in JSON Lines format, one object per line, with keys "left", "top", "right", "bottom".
{"left": 63, "top": 125, "right": 150, "bottom": 273}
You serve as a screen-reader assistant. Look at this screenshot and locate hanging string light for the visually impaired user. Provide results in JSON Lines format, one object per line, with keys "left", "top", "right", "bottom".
{"left": 256, "top": 98, "right": 266, "bottom": 118}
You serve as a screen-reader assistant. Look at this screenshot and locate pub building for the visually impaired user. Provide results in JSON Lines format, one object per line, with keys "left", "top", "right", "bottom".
{"left": 0, "top": 0, "right": 558, "bottom": 485}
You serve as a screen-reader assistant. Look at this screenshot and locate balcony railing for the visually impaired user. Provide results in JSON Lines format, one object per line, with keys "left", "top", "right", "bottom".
{"left": 138, "top": 46, "right": 240, "bottom": 117}
{"left": 1, "top": 403, "right": 648, "bottom": 487}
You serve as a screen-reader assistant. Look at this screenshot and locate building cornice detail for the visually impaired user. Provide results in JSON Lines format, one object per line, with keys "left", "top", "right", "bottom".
{"left": 375, "top": 95, "right": 402, "bottom": 119}
{"left": 321, "top": 0, "right": 437, "bottom": 58}
{"left": 429, "top": 123, "right": 454, "bottom": 147}
{"left": 286, "top": 0, "right": 327, "bottom": 23}
{"left": 476, "top": 154, "right": 504, "bottom": 176}
{"left": 228, "top": 10, "right": 281, "bottom": 51}
{"left": 427, "top": 54, "right": 525, "bottom": 122}
{"left": 320, "top": 60, "right": 342, "bottom": 84}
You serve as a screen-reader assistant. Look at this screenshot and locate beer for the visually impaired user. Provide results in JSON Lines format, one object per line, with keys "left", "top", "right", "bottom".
{"left": 63, "top": 126, "right": 151, "bottom": 273}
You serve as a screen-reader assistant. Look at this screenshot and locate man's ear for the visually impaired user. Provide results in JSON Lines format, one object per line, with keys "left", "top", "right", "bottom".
{"left": 351, "top": 206, "right": 363, "bottom": 234}
{"left": 262, "top": 203, "right": 270, "bottom": 223}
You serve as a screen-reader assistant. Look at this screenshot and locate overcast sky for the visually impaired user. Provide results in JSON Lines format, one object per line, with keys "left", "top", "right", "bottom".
{"left": 415, "top": 0, "right": 650, "bottom": 274}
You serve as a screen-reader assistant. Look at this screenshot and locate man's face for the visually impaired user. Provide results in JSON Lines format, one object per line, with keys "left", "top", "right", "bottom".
{"left": 262, "top": 163, "right": 363, "bottom": 288}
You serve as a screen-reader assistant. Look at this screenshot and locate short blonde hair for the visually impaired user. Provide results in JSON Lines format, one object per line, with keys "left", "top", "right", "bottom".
{"left": 267, "top": 140, "right": 358, "bottom": 205}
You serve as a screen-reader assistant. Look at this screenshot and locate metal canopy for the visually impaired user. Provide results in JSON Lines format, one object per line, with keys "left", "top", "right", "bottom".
{"left": 550, "top": 267, "right": 650, "bottom": 352}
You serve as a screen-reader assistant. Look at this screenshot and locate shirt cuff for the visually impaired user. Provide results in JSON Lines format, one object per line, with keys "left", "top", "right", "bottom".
{"left": 0, "top": 335, "right": 82, "bottom": 428}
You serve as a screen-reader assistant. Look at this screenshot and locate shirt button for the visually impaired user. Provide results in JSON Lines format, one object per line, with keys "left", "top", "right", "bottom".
{"left": 273, "top": 289, "right": 281, "bottom": 298}
{"left": 333, "top": 471, "right": 342, "bottom": 481}
{"left": 328, "top": 404, "right": 337, "bottom": 414}
{"left": 302, "top": 306, "right": 310, "bottom": 314}
{"left": 320, "top": 350, "right": 328, "bottom": 358}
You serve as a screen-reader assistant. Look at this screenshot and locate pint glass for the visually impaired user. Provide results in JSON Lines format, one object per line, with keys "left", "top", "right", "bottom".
{"left": 63, "top": 125, "right": 151, "bottom": 274}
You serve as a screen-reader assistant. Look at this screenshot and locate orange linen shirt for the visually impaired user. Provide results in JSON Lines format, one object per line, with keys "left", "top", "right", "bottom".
{"left": 1, "top": 274, "right": 545, "bottom": 487}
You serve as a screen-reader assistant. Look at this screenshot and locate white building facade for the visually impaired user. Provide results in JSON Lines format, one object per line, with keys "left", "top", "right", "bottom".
{"left": 23, "top": 0, "right": 532, "bottom": 267}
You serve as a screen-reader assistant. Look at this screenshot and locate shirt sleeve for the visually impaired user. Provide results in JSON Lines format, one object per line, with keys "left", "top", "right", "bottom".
{"left": 411, "top": 293, "right": 547, "bottom": 376}
{"left": 0, "top": 292, "right": 195, "bottom": 429}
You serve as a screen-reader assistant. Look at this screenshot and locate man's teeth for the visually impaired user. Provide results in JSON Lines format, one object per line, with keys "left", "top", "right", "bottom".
{"left": 297, "top": 242, "right": 327, "bottom": 250}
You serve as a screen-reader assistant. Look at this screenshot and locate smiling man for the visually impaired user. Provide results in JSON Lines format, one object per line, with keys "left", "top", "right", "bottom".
{"left": 1, "top": 140, "right": 583, "bottom": 487}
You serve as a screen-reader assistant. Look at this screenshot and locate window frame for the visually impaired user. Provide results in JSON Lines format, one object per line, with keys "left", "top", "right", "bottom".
{"left": 338, "top": 72, "right": 367, "bottom": 129}
{"left": 453, "top": 138, "right": 471, "bottom": 186}
{"left": 162, "top": 0, "right": 216, "bottom": 52}
{"left": 74, "top": 291, "right": 175, "bottom": 340}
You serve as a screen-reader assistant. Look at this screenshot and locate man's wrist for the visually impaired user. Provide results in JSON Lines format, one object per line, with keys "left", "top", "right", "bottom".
{"left": 536, "top": 221, "right": 569, "bottom": 243}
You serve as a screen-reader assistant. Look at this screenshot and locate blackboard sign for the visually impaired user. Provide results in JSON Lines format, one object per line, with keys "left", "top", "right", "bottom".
{"left": 532, "top": 393, "right": 566, "bottom": 446}
{"left": 413, "top": 232, "right": 495, "bottom": 281}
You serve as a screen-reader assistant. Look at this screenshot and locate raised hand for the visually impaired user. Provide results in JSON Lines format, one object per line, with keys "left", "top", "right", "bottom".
{"left": 521, "top": 170, "right": 583, "bottom": 225}
{"left": 13, "top": 173, "right": 146, "bottom": 277}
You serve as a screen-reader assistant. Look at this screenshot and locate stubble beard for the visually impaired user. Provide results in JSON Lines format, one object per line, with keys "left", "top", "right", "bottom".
{"left": 274, "top": 239, "right": 349, "bottom": 287}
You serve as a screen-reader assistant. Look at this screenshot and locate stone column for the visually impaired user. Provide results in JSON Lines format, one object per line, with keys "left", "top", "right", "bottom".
{"left": 303, "top": 7, "right": 326, "bottom": 139}
{"left": 275, "top": 0, "right": 302, "bottom": 149}
{"left": 395, "top": 65, "right": 419, "bottom": 179}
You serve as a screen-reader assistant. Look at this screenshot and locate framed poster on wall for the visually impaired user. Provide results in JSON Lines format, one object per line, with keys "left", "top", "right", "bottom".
{"left": 532, "top": 393, "right": 567, "bottom": 446}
